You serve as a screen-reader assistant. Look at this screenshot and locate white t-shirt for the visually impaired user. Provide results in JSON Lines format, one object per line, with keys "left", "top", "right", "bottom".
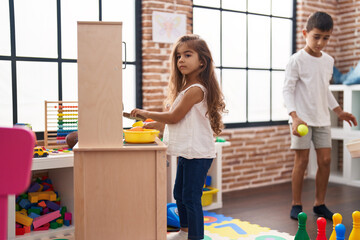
{"left": 283, "top": 49, "right": 339, "bottom": 126}
{"left": 163, "top": 84, "right": 216, "bottom": 159}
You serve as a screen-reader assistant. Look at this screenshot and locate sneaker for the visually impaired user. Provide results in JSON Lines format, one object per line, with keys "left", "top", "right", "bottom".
{"left": 290, "top": 205, "right": 303, "bottom": 220}
{"left": 167, "top": 230, "right": 188, "bottom": 240}
{"left": 313, "top": 204, "right": 334, "bottom": 220}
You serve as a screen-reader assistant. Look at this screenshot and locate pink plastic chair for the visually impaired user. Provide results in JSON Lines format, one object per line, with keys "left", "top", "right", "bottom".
{"left": 0, "top": 127, "right": 35, "bottom": 240}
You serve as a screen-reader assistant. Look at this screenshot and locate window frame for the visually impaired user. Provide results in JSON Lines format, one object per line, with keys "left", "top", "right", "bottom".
{"left": 193, "top": 0, "right": 297, "bottom": 128}
{"left": 0, "top": 0, "right": 142, "bottom": 139}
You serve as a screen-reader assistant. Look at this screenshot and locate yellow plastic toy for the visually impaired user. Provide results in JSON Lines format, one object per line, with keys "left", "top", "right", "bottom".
{"left": 330, "top": 213, "right": 342, "bottom": 240}
{"left": 28, "top": 191, "right": 57, "bottom": 203}
{"left": 132, "top": 121, "right": 144, "bottom": 127}
{"left": 123, "top": 129, "right": 159, "bottom": 143}
{"left": 16, "top": 211, "right": 33, "bottom": 227}
{"left": 297, "top": 124, "right": 308, "bottom": 137}
{"left": 349, "top": 211, "right": 360, "bottom": 240}
{"left": 33, "top": 147, "right": 49, "bottom": 158}
{"left": 202, "top": 187, "right": 219, "bottom": 206}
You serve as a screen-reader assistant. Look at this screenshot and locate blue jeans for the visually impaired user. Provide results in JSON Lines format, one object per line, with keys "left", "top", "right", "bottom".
{"left": 173, "top": 156, "right": 213, "bottom": 240}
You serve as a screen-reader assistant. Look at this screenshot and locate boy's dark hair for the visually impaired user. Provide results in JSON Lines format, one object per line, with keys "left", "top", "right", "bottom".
{"left": 306, "top": 11, "right": 333, "bottom": 32}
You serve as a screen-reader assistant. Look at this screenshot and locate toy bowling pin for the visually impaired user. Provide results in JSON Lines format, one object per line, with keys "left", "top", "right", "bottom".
{"left": 349, "top": 211, "right": 360, "bottom": 240}
{"left": 335, "top": 224, "right": 346, "bottom": 240}
{"left": 295, "top": 212, "right": 310, "bottom": 240}
{"left": 316, "top": 217, "right": 327, "bottom": 240}
{"left": 330, "top": 213, "right": 343, "bottom": 240}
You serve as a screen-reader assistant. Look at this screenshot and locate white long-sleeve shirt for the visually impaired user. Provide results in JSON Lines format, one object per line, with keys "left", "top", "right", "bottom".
{"left": 283, "top": 49, "right": 339, "bottom": 126}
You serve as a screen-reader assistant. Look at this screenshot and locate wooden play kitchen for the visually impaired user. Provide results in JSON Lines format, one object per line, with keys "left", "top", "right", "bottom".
{"left": 74, "top": 22, "right": 167, "bottom": 240}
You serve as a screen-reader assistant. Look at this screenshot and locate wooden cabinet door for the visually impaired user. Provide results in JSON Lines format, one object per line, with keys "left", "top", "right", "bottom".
{"left": 77, "top": 22, "right": 123, "bottom": 148}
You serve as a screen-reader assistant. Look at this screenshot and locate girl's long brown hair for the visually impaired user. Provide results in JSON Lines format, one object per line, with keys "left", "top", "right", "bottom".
{"left": 166, "top": 34, "right": 227, "bottom": 135}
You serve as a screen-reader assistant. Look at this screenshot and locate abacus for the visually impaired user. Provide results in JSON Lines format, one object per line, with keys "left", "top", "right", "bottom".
{"left": 44, "top": 101, "right": 78, "bottom": 149}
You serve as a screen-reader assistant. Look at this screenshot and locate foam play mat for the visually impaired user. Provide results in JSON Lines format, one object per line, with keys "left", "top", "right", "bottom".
{"left": 202, "top": 211, "right": 294, "bottom": 240}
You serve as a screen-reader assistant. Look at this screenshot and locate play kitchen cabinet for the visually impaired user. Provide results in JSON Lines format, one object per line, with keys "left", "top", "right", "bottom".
{"left": 75, "top": 22, "right": 167, "bottom": 240}
{"left": 6, "top": 21, "right": 167, "bottom": 240}
{"left": 308, "top": 84, "right": 360, "bottom": 186}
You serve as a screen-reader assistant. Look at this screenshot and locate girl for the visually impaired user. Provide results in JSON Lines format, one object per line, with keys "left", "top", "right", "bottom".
{"left": 130, "top": 34, "right": 226, "bottom": 240}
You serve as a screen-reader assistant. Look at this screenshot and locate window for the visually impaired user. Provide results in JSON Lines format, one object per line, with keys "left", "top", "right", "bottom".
{"left": 193, "top": 0, "right": 295, "bottom": 127}
{"left": 0, "top": 0, "right": 141, "bottom": 134}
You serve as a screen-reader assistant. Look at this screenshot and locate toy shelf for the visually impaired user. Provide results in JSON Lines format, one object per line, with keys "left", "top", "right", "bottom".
{"left": 6, "top": 143, "right": 229, "bottom": 239}
{"left": 10, "top": 226, "right": 75, "bottom": 240}
{"left": 7, "top": 153, "right": 75, "bottom": 240}
{"left": 308, "top": 84, "right": 360, "bottom": 186}
{"left": 167, "top": 141, "right": 231, "bottom": 210}
{"left": 32, "top": 153, "right": 74, "bottom": 171}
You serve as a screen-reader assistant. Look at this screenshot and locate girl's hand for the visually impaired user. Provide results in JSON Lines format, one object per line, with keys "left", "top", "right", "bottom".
{"left": 130, "top": 108, "right": 149, "bottom": 119}
{"left": 337, "top": 111, "right": 358, "bottom": 127}
{"left": 143, "top": 121, "right": 165, "bottom": 131}
{"left": 143, "top": 121, "right": 165, "bottom": 139}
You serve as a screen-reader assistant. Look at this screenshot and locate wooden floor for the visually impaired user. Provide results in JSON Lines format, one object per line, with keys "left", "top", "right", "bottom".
{"left": 214, "top": 179, "right": 360, "bottom": 239}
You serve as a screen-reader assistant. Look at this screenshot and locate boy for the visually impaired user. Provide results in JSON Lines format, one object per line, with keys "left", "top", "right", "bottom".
{"left": 283, "top": 11, "right": 357, "bottom": 220}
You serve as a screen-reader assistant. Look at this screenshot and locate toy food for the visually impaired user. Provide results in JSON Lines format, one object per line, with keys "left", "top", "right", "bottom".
{"left": 128, "top": 126, "right": 144, "bottom": 131}
{"left": 132, "top": 121, "right": 144, "bottom": 127}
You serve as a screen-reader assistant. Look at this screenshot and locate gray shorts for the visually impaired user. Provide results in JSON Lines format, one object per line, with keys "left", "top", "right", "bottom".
{"left": 290, "top": 124, "right": 332, "bottom": 150}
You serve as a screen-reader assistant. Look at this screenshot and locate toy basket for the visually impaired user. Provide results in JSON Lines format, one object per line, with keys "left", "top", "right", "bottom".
{"left": 123, "top": 129, "right": 159, "bottom": 143}
{"left": 201, "top": 187, "right": 219, "bottom": 206}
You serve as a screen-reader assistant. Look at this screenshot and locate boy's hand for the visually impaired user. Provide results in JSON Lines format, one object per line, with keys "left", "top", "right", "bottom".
{"left": 292, "top": 120, "right": 308, "bottom": 137}
{"left": 290, "top": 111, "right": 307, "bottom": 137}
{"left": 337, "top": 111, "right": 358, "bottom": 127}
{"left": 333, "top": 107, "right": 358, "bottom": 127}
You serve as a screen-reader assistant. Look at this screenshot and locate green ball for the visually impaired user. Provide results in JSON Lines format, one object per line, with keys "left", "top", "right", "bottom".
{"left": 297, "top": 124, "right": 308, "bottom": 136}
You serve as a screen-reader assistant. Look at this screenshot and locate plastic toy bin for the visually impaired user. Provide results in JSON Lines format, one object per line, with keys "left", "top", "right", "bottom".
{"left": 201, "top": 187, "right": 219, "bottom": 206}
{"left": 123, "top": 129, "right": 159, "bottom": 143}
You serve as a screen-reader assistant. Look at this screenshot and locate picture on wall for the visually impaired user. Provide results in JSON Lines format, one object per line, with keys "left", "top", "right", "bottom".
{"left": 152, "top": 11, "right": 186, "bottom": 43}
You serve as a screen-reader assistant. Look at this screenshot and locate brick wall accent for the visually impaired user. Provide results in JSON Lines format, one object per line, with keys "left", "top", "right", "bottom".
{"left": 220, "top": 125, "right": 294, "bottom": 192}
{"left": 142, "top": 0, "right": 193, "bottom": 112}
{"left": 141, "top": 1, "right": 360, "bottom": 193}
{"left": 296, "top": 0, "right": 337, "bottom": 59}
{"left": 296, "top": 0, "right": 360, "bottom": 72}
{"left": 336, "top": 0, "right": 360, "bottom": 72}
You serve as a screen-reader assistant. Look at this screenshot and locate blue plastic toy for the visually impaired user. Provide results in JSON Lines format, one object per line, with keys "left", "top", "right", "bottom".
{"left": 333, "top": 61, "right": 360, "bottom": 85}
{"left": 167, "top": 203, "right": 180, "bottom": 228}
{"left": 205, "top": 175, "right": 212, "bottom": 186}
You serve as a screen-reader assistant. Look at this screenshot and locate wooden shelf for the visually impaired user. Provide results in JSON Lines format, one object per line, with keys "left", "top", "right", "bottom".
{"left": 13, "top": 226, "right": 74, "bottom": 240}
{"left": 329, "top": 84, "right": 360, "bottom": 91}
{"left": 308, "top": 84, "right": 360, "bottom": 187}
{"left": 7, "top": 154, "right": 75, "bottom": 240}
{"left": 32, "top": 153, "right": 74, "bottom": 171}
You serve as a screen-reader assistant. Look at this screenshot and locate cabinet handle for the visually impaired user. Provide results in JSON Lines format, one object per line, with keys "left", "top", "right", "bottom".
{"left": 122, "top": 41, "right": 127, "bottom": 69}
